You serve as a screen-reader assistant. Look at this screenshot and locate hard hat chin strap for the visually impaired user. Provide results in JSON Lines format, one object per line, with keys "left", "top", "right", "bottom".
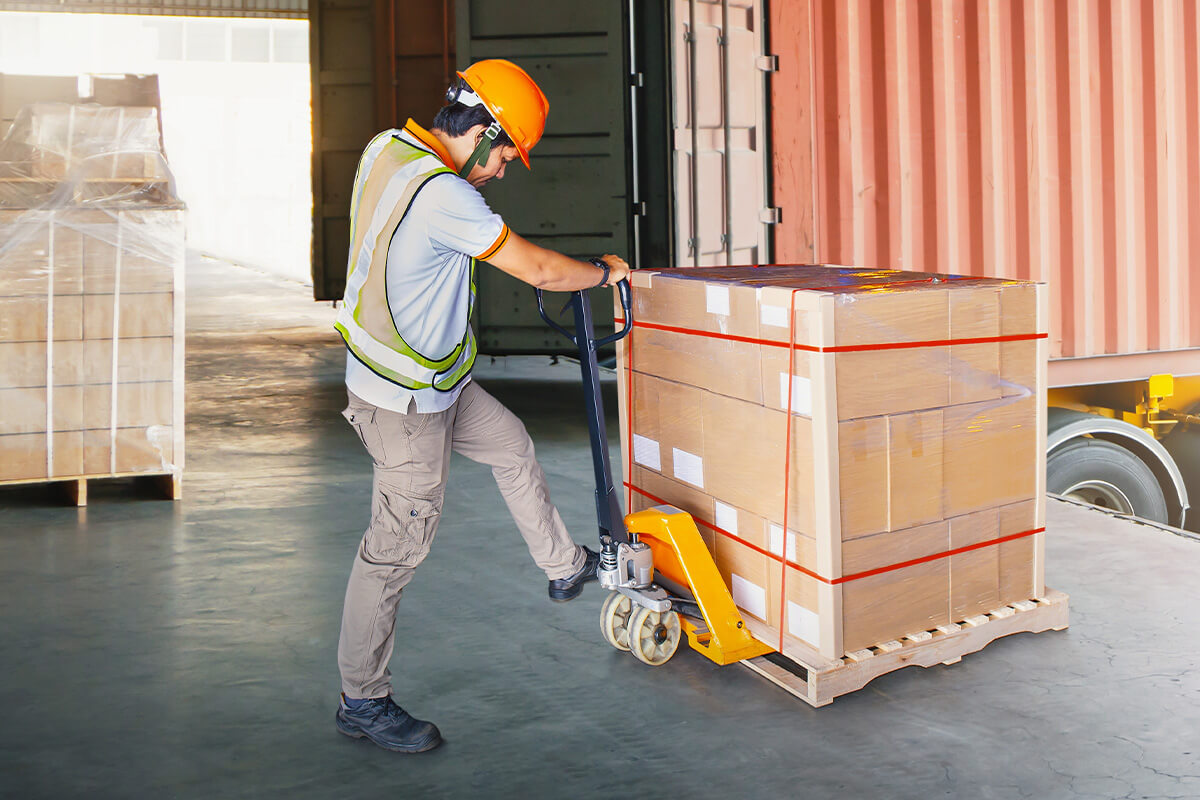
{"left": 458, "top": 121, "right": 503, "bottom": 179}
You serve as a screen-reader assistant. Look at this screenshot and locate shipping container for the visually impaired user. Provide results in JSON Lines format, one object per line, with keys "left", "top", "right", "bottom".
{"left": 770, "top": 0, "right": 1200, "bottom": 377}
{"left": 768, "top": 0, "right": 1200, "bottom": 530}
{"left": 309, "top": 0, "right": 1200, "bottom": 530}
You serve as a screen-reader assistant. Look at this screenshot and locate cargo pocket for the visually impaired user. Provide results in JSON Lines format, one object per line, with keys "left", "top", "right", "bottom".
{"left": 365, "top": 489, "right": 443, "bottom": 568}
{"left": 342, "top": 404, "right": 387, "bottom": 466}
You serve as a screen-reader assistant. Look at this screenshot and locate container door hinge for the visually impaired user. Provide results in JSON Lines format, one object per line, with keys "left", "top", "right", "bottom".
{"left": 687, "top": 237, "right": 699, "bottom": 253}
{"left": 757, "top": 55, "right": 779, "bottom": 73}
{"left": 760, "top": 207, "right": 782, "bottom": 224}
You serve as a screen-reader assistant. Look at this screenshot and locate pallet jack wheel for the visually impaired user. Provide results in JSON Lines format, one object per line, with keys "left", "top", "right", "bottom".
{"left": 628, "top": 607, "right": 682, "bottom": 666}
{"left": 600, "top": 592, "right": 633, "bottom": 651}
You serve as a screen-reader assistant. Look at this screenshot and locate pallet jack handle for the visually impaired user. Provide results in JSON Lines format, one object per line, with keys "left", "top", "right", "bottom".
{"left": 536, "top": 279, "right": 633, "bottom": 545}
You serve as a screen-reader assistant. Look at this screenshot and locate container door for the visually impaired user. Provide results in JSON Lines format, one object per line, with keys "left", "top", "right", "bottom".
{"left": 309, "top": 0, "right": 377, "bottom": 301}
{"left": 456, "top": 0, "right": 632, "bottom": 353}
{"left": 673, "top": 0, "right": 772, "bottom": 266}
{"left": 311, "top": 0, "right": 454, "bottom": 301}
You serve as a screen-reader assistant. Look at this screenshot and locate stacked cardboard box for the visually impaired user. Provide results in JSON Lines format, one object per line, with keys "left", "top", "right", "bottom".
{"left": 615, "top": 266, "right": 1047, "bottom": 659}
{"left": 0, "top": 104, "right": 184, "bottom": 489}
{"left": 21, "top": 104, "right": 166, "bottom": 181}
{"left": 0, "top": 73, "right": 163, "bottom": 142}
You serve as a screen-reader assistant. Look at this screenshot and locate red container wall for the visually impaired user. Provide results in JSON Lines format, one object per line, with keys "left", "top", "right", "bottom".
{"left": 771, "top": 0, "right": 1200, "bottom": 369}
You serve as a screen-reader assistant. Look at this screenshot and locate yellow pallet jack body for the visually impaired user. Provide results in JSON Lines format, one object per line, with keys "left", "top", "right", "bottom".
{"left": 626, "top": 506, "right": 774, "bottom": 665}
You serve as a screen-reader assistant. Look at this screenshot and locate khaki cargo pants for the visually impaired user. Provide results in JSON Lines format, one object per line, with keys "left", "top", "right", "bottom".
{"left": 337, "top": 381, "right": 585, "bottom": 699}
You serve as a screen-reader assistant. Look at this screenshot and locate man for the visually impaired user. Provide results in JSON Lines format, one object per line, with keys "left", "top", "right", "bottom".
{"left": 332, "top": 59, "right": 630, "bottom": 754}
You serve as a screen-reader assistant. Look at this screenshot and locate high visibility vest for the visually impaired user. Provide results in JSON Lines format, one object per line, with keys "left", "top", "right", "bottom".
{"left": 334, "top": 131, "right": 477, "bottom": 392}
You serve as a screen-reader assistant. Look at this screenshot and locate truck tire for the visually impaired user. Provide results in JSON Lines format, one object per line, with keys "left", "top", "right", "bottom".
{"left": 1047, "top": 438, "right": 1169, "bottom": 523}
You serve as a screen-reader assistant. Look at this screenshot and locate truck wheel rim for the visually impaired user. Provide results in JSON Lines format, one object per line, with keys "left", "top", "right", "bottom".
{"left": 1061, "top": 480, "right": 1135, "bottom": 514}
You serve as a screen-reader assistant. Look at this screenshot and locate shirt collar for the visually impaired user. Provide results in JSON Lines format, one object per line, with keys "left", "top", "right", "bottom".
{"left": 401, "top": 119, "right": 455, "bottom": 171}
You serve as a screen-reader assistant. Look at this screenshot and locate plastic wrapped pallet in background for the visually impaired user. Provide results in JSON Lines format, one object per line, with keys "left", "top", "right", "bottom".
{"left": 0, "top": 103, "right": 184, "bottom": 503}
{"left": 614, "top": 266, "right": 1049, "bottom": 661}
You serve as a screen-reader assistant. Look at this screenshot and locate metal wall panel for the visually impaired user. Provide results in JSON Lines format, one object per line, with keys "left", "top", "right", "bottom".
{"left": 770, "top": 0, "right": 1200, "bottom": 380}
{"left": 673, "top": 0, "right": 771, "bottom": 266}
{"left": 309, "top": 0, "right": 375, "bottom": 300}
{"left": 0, "top": 0, "right": 307, "bottom": 17}
{"left": 458, "top": 0, "right": 631, "bottom": 353}
{"left": 310, "top": 0, "right": 452, "bottom": 300}
{"left": 375, "top": 0, "right": 453, "bottom": 132}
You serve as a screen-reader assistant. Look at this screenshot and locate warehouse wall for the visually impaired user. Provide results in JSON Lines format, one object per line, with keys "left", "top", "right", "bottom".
{"left": 0, "top": 12, "right": 312, "bottom": 283}
{"left": 0, "top": 1, "right": 306, "bottom": 18}
{"left": 770, "top": 0, "right": 1200, "bottom": 367}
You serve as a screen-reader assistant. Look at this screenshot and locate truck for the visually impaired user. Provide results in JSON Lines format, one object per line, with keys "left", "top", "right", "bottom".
{"left": 310, "top": 0, "right": 1200, "bottom": 531}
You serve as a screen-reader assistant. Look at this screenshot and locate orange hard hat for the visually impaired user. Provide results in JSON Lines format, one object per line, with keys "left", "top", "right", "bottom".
{"left": 457, "top": 59, "right": 549, "bottom": 169}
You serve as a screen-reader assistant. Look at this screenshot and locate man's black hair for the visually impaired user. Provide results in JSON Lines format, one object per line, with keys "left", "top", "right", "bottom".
{"left": 432, "top": 96, "right": 514, "bottom": 150}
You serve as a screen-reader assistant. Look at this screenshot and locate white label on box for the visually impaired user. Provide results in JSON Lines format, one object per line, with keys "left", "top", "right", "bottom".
{"left": 787, "top": 602, "right": 820, "bottom": 646}
{"left": 632, "top": 434, "right": 661, "bottom": 470}
{"left": 761, "top": 304, "right": 789, "bottom": 328}
{"left": 768, "top": 524, "right": 797, "bottom": 562}
{"left": 672, "top": 448, "right": 705, "bottom": 488}
{"left": 779, "top": 373, "right": 813, "bottom": 416}
{"left": 714, "top": 500, "right": 738, "bottom": 535}
{"left": 706, "top": 285, "right": 730, "bottom": 316}
{"left": 732, "top": 574, "right": 767, "bottom": 620}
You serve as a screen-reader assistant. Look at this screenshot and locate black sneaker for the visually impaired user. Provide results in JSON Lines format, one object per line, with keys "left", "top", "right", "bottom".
{"left": 548, "top": 546, "right": 599, "bottom": 602}
{"left": 335, "top": 695, "right": 443, "bottom": 753}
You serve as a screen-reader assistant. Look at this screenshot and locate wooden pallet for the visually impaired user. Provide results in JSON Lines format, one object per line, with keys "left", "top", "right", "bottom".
{"left": 741, "top": 588, "right": 1069, "bottom": 707}
{"left": 0, "top": 471, "right": 181, "bottom": 506}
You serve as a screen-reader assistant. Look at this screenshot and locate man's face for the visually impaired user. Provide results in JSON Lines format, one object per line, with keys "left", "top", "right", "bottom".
{"left": 467, "top": 143, "right": 520, "bottom": 188}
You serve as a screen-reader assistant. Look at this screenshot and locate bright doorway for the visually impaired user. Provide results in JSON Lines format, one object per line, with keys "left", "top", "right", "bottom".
{"left": 0, "top": 11, "right": 313, "bottom": 284}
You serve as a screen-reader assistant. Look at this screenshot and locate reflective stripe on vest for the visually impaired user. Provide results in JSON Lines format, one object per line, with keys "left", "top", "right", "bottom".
{"left": 335, "top": 133, "right": 477, "bottom": 392}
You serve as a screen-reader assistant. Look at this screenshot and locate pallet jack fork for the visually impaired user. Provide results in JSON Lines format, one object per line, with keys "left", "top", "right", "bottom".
{"left": 536, "top": 281, "right": 773, "bottom": 667}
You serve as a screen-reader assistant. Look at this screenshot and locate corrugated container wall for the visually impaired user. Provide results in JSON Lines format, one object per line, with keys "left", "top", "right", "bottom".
{"left": 770, "top": 0, "right": 1200, "bottom": 378}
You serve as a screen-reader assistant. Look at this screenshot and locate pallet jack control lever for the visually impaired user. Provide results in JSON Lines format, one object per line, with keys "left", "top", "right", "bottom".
{"left": 535, "top": 280, "right": 655, "bottom": 591}
{"left": 535, "top": 280, "right": 632, "bottom": 545}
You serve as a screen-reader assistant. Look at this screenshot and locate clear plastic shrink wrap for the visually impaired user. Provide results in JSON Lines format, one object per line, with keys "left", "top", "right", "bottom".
{"left": 0, "top": 103, "right": 185, "bottom": 484}
{"left": 614, "top": 266, "right": 1048, "bottom": 659}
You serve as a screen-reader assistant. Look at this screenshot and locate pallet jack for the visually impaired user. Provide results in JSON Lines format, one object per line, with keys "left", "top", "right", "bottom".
{"left": 536, "top": 281, "right": 774, "bottom": 667}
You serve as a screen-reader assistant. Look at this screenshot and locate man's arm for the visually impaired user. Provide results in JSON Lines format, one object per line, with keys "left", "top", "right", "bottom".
{"left": 486, "top": 230, "right": 629, "bottom": 291}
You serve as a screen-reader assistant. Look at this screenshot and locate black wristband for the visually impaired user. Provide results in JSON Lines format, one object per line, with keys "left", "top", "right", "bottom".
{"left": 589, "top": 257, "right": 610, "bottom": 288}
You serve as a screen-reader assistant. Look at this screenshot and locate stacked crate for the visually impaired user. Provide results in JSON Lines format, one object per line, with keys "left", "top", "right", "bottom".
{"left": 0, "top": 104, "right": 184, "bottom": 502}
{"left": 615, "top": 266, "right": 1048, "bottom": 660}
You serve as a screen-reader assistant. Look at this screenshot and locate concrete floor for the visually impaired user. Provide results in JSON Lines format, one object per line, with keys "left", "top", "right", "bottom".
{"left": 2, "top": 256, "right": 1199, "bottom": 800}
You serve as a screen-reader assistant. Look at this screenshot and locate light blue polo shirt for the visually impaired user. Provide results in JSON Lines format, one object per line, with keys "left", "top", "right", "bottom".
{"left": 345, "top": 122, "right": 509, "bottom": 414}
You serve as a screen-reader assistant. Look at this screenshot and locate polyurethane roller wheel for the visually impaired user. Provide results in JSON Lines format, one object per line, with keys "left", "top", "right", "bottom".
{"left": 628, "top": 607, "right": 681, "bottom": 666}
{"left": 600, "top": 592, "right": 633, "bottom": 651}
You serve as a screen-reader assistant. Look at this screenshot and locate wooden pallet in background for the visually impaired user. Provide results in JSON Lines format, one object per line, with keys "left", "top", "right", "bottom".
{"left": 0, "top": 470, "right": 181, "bottom": 506}
{"left": 741, "top": 588, "right": 1069, "bottom": 707}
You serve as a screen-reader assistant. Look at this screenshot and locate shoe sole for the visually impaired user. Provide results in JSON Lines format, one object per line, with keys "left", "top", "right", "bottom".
{"left": 548, "top": 568, "right": 598, "bottom": 602}
{"left": 548, "top": 584, "right": 586, "bottom": 602}
{"left": 335, "top": 713, "right": 443, "bottom": 753}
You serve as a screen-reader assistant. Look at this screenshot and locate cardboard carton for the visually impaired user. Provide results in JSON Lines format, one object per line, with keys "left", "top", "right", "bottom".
{"left": 616, "top": 265, "right": 1046, "bottom": 658}
{"left": 0, "top": 431, "right": 83, "bottom": 480}
{"left": 0, "top": 202, "right": 184, "bottom": 486}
